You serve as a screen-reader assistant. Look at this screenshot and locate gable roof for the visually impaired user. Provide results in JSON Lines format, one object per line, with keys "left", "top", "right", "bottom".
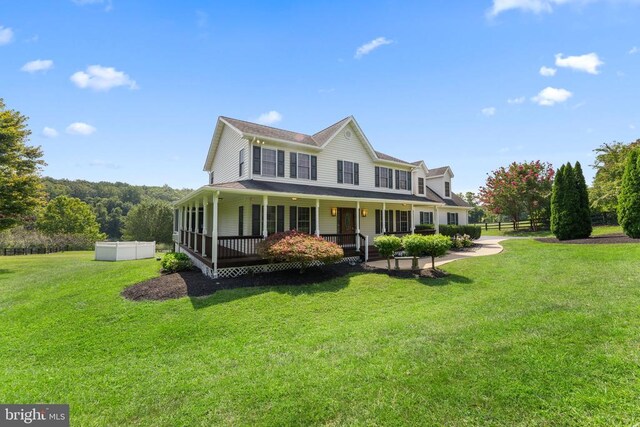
{"left": 425, "top": 166, "right": 453, "bottom": 178}
{"left": 204, "top": 115, "right": 415, "bottom": 170}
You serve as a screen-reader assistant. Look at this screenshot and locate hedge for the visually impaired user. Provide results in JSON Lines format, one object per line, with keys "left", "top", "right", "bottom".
{"left": 438, "top": 224, "right": 481, "bottom": 240}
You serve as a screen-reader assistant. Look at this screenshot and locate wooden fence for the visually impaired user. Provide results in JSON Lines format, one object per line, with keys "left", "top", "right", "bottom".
{"left": 1, "top": 246, "right": 67, "bottom": 256}
{"left": 474, "top": 212, "right": 617, "bottom": 232}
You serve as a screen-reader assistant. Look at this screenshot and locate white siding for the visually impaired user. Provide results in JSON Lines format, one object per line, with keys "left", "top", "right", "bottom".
{"left": 209, "top": 125, "right": 248, "bottom": 184}
{"left": 439, "top": 208, "right": 468, "bottom": 226}
{"left": 425, "top": 170, "right": 452, "bottom": 200}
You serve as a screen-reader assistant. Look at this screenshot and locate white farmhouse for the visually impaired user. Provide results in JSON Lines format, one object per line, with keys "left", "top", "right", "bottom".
{"left": 173, "top": 116, "right": 470, "bottom": 278}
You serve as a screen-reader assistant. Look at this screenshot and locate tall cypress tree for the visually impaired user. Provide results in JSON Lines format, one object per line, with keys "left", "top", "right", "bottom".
{"left": 574, "top": 161, "right": 592, "bottom": 238}
{"left": 550, "top": 164, "right": 565, "bottom": 238}
{"left": 617, "top": 148, "right": 640, "bottom": 238}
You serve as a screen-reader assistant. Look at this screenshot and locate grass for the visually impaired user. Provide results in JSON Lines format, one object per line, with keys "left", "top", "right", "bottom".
{"left": 1, "top": 242, "right": 640, "bottom": 425}
{"left": 481, "top": 224, "right": 623, "bottom": 237}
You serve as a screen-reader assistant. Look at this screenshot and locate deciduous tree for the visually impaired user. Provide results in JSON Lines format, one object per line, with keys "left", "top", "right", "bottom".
{"left": 0, "top": 99, "right": 46, "bottom": 231}
{"left": 122, "top": 200, "right": 173, "bottom": 243}
{"left": 590, "top": 140, "right": 640, "bottom": 212}
{"left": 37, "top": 195, "right": 105, "bottom": 240}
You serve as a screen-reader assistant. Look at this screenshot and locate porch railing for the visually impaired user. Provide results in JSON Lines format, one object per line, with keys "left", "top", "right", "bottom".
{"left": 320, "top": 233, "right": 357, "bottom": 248}
{"left": 218, "top": 235, "right": 264, "bottom": 259}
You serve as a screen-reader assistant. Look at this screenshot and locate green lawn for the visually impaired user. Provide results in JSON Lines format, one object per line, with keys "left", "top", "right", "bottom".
{"left": 481, "top": 224, "right": 623, "bottom": 237}
{"left": 1, "top": 242, "right": 640, "bottom": 425}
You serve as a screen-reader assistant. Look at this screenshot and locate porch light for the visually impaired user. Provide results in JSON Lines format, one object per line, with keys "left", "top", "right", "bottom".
{"left": 291, "top": 197, "right": 298, "bottom": 201}
{"left": 361, "top": 209, "right": 368, "bottom": 217}
{"left": 330, "top": 207, "right": 337, "bottom": 217}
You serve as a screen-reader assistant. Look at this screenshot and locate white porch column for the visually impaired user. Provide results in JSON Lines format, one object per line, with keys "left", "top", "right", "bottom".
{"left": 382, "top": 202, "right": 386, "bottom": 234}
{"left": 435, "top": 206, "right": 440, "bottom": 234}
{"left": 355, "top": 201, "right": 361, "bottom": 250}
{"left": 411, "top": 204, "right": 415, "bottom": 234}
{"left": 187, "top": 204, "right": 192, "bottom": 248}
{"left": 315, "top": 199, "right": 320, "bottom": 236}
{"left": 262, "top": 195, "right": 268, "bottom": 238}
{"left": 194, "top": 200, "right": 200, "bottom": 252}
{"left": 202, "top": 197, "right": 209, "bottom": 257}
{"left": 212, "top": 192, "right": 219, "bottom": 278}
{"left": 177, "top": 207, "right": 182, "bottom": 244}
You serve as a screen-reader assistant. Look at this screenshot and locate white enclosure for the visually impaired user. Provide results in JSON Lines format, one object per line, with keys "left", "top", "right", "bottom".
{"left": 95, "top": 241, "right": 156, "bottom": 261}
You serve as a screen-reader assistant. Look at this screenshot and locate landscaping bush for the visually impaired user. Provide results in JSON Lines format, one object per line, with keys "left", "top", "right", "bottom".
{"left": 414, "top": 223, "right": 435, "bottom": 230}
{"left": 161, "top": 252, "right": 192, "bottom": 273}
{"left": 373, "top": 235, "right": 403, "bottom": 272}
{"left": 617, "top": 147, "right": 640, "bottom": 238}
{"left": 551, "top": 162, "right": 592, "bottom": 240}
{"left": 451, "top": 234, "right": 473, "bottom": 249}
{"left": 256, "top": 230, "right": 344, "bottom": 272}
{"left": 401, "top": 234, "right": 431, "bottom": 271}
{"left": 423, "top": 234, "right": 453, "bottom": 269}
{"left": 439, "top": 225, "right": 481, "bottom": 240}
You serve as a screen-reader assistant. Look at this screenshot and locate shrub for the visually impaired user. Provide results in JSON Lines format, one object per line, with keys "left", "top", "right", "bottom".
{"left": 439, "top": 225, "right": 481, "bottom": 240}
{"left": 414, "top": 223, "right": 435, "bottom": 230}
{"left": 373, "top": 235, "right": 403, "bottom": 271}
{"left": 451, "top": 234, "right": 473, "bottom": 249}
{"left": 401, "top": 234, "right": 431, "bottom": 271}
{"left": 618, "top": 148, "right": 640, "bottom": 238}
{"left": 423, "top": 234, "right": 453, "bottom": 269}
{"left": 551, "top": 162, "right": 593, "bottom": 240}
{"left": 256, "top": 230, "right": 344, "bottom": 272}
{"left": 161, "top": 252, "right": 192, "bottom": 273}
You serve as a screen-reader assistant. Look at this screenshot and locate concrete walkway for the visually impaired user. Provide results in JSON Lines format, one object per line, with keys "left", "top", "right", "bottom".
{"left": 367, "top": 237, "right": 508, "bottom": 270}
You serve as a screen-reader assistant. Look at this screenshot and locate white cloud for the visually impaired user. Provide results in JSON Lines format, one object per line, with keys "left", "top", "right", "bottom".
{"left": 42, "top": 127, "right": 59, "bottom": 138}
{"left": 488, "top": 0, "right": 640, "bottom": 17}
{"left": 630, "top": 46, "right": 639, "bottom": 54}
{"left": 0, "top": 26, "right": 14, "bottom": 45}
{"left": 555, "top": 52, "right": 603, "bottom": 74}
{"left": 256, "top": 111, "right": 283, "bottom": 125}
{"left": 66, "top": 122, "right": 96, "bottom": 135}
{"left": 481, "top": 107, "right": 496, "bottom": 116}
{"left": 21, "top": 59, "right": 54, "bottom": 73}
{"left": 539, "top": 66, "right": 557, "bottom": 76}
{"left": 531, "top": 87, "right": 573, "bottom": 106}
{"left": 507, "top": 96, "right": 526, "bottom": 104}
{"left": 630, "top": 124, "right": 636, "bottom": 130}
{"left": 70, "top": 65, "right": 138, "bottom": 91}
{"left": 354, "top": 37, "right": 393, "bottom": 59}
{"left": 72, "top": 0, "right": 112, "bottom": 11}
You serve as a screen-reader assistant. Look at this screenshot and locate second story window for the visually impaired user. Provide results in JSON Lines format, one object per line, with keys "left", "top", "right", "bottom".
{"left": 290, "top": 152, "right": 318, "bottom": 180}
{"left": 337, "top": 160, "right": 359, "bottom": 185}
{"left": 239, "top": 149, "right": 245, "bottom": 177}
{"left": 395, "top": 170, "right": 412, "bottom": 191}
{"left": 445, "top": 181, "right": 451, "bottom": 197}
{"left": 418, "top": 177, "right": 424, "bottom": 194}
{"left": 253, "top": 146, "right": 285, "bottom": 177}
{"left": 375, "top": 166, "right": 393, "bottom": 188}
{"left": 262, "top": 148, "right": 276, "bottom": 177}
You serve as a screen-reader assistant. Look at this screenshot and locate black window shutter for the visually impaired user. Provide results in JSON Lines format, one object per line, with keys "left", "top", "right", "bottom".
{"left": 238, "top": 206, "right": 244, "bottom": 236}
{"left": 395, "top": 210, "right": 401, "bottom": 231}
{"left": 375, "top": 209, "right": 381, "bottom": 234}
{"left": 277, "top": 150, "right": 285, "bottom": 177}
{"left": 395, "top": 170, "right": 400, "bottom": 189}
{"left": 375, "top": 167, "right": 380, "bottom": 187}
{"left": 277, "top": 205, "right": 285, "bottom": 232}
{"left": 337, "top": 160, "right": 343, "bottom": 183}
{"left": 407, "top": 172, "right": 412, "bottom": 191}
{"left": 311, "top": 207, "right": 316, "bottom": 234}
{"left": 251, "top": 204, "right": 261, "bottom": 235}
{"left": 388, "top": 168, "right": 393, "bottom": 189}
{"left": 354, "top": 163, "right": 359, "bottom": 185}
{"left": 289, "top": 206, "right": 297, "bottom": 230}
{"left": 407, "top": 210, "right": 412, "bottom": 229}
{"left": 419, "top": 212, "right": 424, "bottom": 224}
{"left": 311, "top": 156, "right": 317, "bottom": 180}
{"left": 290, "top": 152, "right": 297, "bottom": 178}
{"left": 389, "top": 210, "right": 394, "bottom": 232}
{"left": 252, "top": 146, "right": 261, "bottom": 174}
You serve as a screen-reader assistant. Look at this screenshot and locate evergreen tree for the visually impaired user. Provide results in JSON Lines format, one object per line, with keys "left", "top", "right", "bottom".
{"left": 617, "top": 148, "right": 640, "bottom": 238}
{"left": 574, "top": 162, "right": 592, "bottom": 238}
{"left": 550, "top": 164, "right": 565, "bottom": 237}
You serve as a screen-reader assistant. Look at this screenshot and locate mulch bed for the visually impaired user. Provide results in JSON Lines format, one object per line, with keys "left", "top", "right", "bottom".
{"left": 535, "top": 233, "right": 639, "bottom": 245}
{"left": 121, "top": 262, "right": 449, "bottom": 301}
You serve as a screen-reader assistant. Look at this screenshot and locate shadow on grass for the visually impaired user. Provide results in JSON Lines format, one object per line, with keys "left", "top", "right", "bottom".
{"left": 187, "top": 268, "right": 473, "bottom": 310}
{"left": 0, "top": 269, "right": 12, "bottom": 275}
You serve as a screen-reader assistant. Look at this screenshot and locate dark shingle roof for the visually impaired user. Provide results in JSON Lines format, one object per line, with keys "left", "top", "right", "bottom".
{"left": 211, "top": 180, "right": 443, "bottom": 204}
{"left": 425, "top": 166, "right": 450, "bottom": 177}
{"left": 444, "top": 192, "right": 471, "bottom": 207}
{"left": 220, "top": 116, "right": 414, "bottom": 165}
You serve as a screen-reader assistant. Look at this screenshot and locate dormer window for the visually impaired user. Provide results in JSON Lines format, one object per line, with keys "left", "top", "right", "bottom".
{"left": 445, "top": 181, "right": 451, "bottom": 197}
{"left": 418, "top": 177, "right": 424, "bottom": 194}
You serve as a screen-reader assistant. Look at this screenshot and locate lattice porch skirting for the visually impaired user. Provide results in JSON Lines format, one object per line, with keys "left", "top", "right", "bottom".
{"left": 178, "top": 247, "right": 361, "bottom": 279}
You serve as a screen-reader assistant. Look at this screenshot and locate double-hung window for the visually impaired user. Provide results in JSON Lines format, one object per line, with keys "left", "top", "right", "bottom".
{"left": 445, "top": 181, "right": 451, "bottom": 197}
{"left": 239, "top": 149, "right": 245, "bottom": 177}
{"left": 298, "top": 154, "right": 310, "bottom": 179}
{"left": 418, "top": 177, "right": 424, "bottom": 194}
{"left": 261, "top": 149, "right": 277, "bottom": 177}
{"left": 337, "top": 160, "right": 359, "bottom": 185}
{"left": 447, "top": 212, "right": 459, "bottom": 225}
{"left": 375, "top": 166, "right": 392, "bottom": 188}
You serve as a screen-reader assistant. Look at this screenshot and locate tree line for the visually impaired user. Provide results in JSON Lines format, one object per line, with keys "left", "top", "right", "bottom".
{"left": 0, "top": 98, "right": 191, "bottom": 249}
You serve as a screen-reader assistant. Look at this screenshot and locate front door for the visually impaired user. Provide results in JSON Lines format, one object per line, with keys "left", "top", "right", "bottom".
{"left": 338, "top": 208, "right": 356, "bottom": 246}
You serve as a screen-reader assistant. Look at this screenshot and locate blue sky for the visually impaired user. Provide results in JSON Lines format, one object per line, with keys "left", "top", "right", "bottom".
{"left": 2, "top": 0, "right": 639, "bottom": 192}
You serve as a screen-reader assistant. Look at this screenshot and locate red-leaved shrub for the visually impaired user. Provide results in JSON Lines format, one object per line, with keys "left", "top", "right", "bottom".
{"left": 257, "top": 230, "right": 344, "bottom": 271}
